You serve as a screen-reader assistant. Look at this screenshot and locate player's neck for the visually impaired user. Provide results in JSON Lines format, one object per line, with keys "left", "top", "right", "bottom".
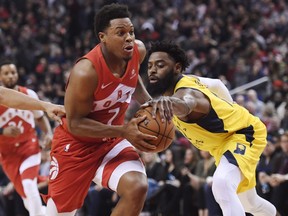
{"left": 101, "top": 46, "right": 127, "bottom": 77}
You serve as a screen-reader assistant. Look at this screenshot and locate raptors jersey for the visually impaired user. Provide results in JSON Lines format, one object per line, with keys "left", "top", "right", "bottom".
{"left": 60, "top": 44, "right": 140, "bottom": 143}
{"left": 173, "top": 75, "right": 267, "bottom": 192}
{"left": 0, "top": 86, "right": 44, "bottom": 153}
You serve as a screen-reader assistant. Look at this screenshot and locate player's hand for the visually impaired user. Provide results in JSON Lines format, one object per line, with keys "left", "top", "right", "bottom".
{"left": 3, "top": 126, "right": 21, "bottom": 137}
{"left": 269, "top": 174, "right": 286, "bottom": 186}
{"left": 44, "top": 102, "right": 65, "bottom": 125}
{"left": 122, "top": 115, "right": 157, "bottom": 152}
{"left": 141, "top": 96, "right": 173, "bottom": 122}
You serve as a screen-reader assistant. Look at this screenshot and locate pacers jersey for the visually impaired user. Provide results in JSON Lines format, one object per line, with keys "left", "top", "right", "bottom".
{"left": 0, "top": 86, "right": 43, "bottom": 152}
{"left": 60, "top": 44, "right": 140, "bottom": 143}
{"left": 173, "top": 75, "right": 267, "bottom": 193}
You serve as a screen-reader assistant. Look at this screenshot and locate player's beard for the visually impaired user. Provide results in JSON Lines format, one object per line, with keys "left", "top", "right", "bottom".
{"left": 147, "top": 69, "right": 174, "bottom": 97}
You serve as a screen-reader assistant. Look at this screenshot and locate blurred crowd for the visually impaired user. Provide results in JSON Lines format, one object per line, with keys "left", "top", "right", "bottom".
{"left": 0, "top": 0, "right": 288, "bottom": 215}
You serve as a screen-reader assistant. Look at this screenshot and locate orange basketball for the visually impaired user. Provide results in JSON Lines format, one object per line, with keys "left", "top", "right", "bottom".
{"left": 134, "top": 106, "right": 175, "bottom": 153}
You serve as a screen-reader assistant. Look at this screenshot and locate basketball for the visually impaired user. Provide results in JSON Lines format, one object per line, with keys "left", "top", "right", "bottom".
{"left": 134, "top": 106, "right": 175, "bottom": 153}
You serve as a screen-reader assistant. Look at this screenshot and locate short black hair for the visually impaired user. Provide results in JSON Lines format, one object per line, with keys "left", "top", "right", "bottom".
{"left": 94, "top": 3, "right": 131, "bottom": 39}
{"left": 148, "top": 41, "right": 189, "bottom": 72}
{"left": 0, "top": 59, "right": 14, "bottom": 69}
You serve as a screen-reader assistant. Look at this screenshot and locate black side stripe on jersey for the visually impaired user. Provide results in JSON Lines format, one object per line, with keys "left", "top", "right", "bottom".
{"left": 235, "top": 125, "right": 255, "bottom": 147}
{"left": 196, "top": 108, "right": 228, "bottom": 133}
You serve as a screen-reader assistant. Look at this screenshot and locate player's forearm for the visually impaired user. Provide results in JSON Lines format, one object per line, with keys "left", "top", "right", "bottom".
{"left": 67, "top": 117, "right": 124, "bottom": 138}
{"left": 0, "top": 87, "right": 46, "bottom": 111}
{"left": 170, "top": 96, "right": 196, "bottom": 118}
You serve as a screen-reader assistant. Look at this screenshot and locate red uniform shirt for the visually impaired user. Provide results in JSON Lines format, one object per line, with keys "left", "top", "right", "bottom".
{"left": 0, "top": 86, "right": 42, "bottom": 153}
{"left": 60, "top": 44, "right": 140, "bottom": 143}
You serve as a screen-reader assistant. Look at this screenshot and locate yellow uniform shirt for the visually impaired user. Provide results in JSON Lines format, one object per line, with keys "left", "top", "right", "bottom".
{"left": 173, "top": 75, "right": 267, "bottom": 193}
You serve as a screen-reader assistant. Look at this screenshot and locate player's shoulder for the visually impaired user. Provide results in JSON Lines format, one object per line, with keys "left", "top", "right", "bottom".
{"left": 18, "top": 86, "right": 36, "bottom": 96}
{"left": 72, "top": 58, "right": 97, "bottom": 79}
{"left": 135, "top": 39, "right": 146, "bottom": 63}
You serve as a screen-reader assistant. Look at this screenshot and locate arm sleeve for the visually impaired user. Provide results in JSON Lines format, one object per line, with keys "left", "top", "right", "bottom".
{"left": 196, "top": 76, "right": 233, "bottom": 103}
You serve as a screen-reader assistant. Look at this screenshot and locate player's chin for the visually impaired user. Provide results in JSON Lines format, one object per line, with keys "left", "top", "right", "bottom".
{"left": 122, "top": 50, "right": 133, "bottom": 59}
{"left": 123, "top": 56, "right": 132, "bottom": 61}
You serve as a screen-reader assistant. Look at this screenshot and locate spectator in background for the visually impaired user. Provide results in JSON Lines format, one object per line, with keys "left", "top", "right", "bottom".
{"left": 141, "top": 152, "right": 166, "bottom": 214}
{"left": 80, "top": 183, "right": 117, "bottom": 216}
{"left": 234, "top": 94, "right": 246, "bottom": 107}
{"left": 269, "top": 132, "right": 288, "bottom": 216}
{"left": 279, "top": 104, "right": 288, "bottom": 134}
{"left": 261, "top": 103, "right": 281, "bottom": 136}
{"left": 231, "top": 58, "right": 250, "bottom": 89}
{"left": 256, "top": 137, "right": 278, "bottom": 201}
{"left": 267, "top": 91, "right": 287, "bottom": 120}
{"left": 179, "top": 147, "right": 200, "bottom": 216}
{"left": 246, "top": 89, "right": 265, "bottom": 118}
{"left": 187, "top": 150, "right": 219, "bottom": 216}
{"left": 184, "top": 49, "right": 200, "bottom": 74}
{"left": 153, "top": 148, "right": 182, "bottom": 216}
{"left": 0, "top": 164, "right": 14, "bottom": 216}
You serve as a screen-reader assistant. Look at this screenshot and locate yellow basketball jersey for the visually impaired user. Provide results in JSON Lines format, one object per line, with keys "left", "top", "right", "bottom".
{"left": 172, "top": 75, "right": 267, "bottom": 193}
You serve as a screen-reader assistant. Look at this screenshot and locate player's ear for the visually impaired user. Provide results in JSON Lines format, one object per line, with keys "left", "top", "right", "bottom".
{"left": 175, "top": 63, "right": 182, "bottom": 74}
{"left": 98, "top": 32, "right": 106, "bottom": 43}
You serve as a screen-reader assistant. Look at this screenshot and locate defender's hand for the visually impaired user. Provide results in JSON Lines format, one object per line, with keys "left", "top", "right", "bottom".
{"left": 141, "top": 97, "right": 173, "bottom": 122}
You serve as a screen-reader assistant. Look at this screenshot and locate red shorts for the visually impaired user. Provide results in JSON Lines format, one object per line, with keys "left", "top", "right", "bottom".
{"left": 43, "top": 127, "right": 145, "bottom": 213}
{"left": 0, "top": 135, "right": 40, "bottom": 197}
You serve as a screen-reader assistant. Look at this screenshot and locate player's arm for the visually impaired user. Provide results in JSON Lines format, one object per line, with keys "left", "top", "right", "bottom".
{"left": 25, "top": 89, "right": 53, "bottom": 149}
{"left": 65, "top": 59, "right": 108, "bottom": 137}
{"left": 144, "top": 88, "right": 210, "bottom": 121}
{"left": 0, "top": 86, "right": 65, "bottom": 123}
{"left": 133, "top": 39, "right": 152, "bottom": 104}
{"left": 133, "top": 75, "right": 152, "bottom": 104}
{"left": 65, "top": 59, "right": 156, "bottom": 150}
{"left": 35, "top": 115, "right": 53, "bottom": 149}
{"left": 172, "top": 88, "right": 210, "bottom": 117}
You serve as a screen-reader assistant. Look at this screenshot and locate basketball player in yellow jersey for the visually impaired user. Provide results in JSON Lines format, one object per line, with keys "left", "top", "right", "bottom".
{"left": 145, "top": 41, "right": 277, "bottom": 216}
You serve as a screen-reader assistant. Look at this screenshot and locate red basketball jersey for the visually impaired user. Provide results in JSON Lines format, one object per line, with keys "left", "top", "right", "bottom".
{"left": 60, "top": 44, "right": 140, "bottom": 143}
{"left": 0, "top": 86, "right": 42, "bottom": 152}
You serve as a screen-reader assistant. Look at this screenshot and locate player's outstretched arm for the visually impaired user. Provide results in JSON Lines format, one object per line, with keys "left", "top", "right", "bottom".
{"left": 142, "top": 88, "right": 210, "bottom": 121}
{"left": 0, "top": 86, "right": 65, "bottom": 124}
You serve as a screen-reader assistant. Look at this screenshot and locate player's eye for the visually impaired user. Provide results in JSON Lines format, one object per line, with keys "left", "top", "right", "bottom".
{"left": 117, "top": 31, "right": 125, "bottom": 36}
{"left": 157, "top": 63, "right": 165, "bottom": 68}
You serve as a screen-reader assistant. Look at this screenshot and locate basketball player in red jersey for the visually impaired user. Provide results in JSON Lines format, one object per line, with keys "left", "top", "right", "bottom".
{"left": 0, "top": 61, "right": 56, "bottom": 216}
{"left": 44, "top": 3, "right": 160, "bottom": 216}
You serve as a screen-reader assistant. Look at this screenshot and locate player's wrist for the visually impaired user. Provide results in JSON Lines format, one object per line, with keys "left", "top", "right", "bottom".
{"left": 41, "top": 101, "right": 51, "bottom": 111}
